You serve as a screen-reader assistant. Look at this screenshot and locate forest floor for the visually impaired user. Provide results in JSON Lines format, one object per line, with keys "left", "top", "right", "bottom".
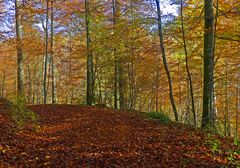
{"left": 0, "top": 100, "right": 239, "bottom": 167}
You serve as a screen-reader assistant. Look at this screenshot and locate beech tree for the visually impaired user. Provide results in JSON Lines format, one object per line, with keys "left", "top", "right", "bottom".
{"left": 202, "top": 0, "right": 215, "bottom": 128}
{"left": 43, "top": 0, "right": 49, "bottom": 104}
{"left": 180, "top": 0, "right": 196, "bottom": 125}
{"left": 155, "top": 0, "right": 178, "bottom": 121}
{"left": 50, "top": 0, "right": 55, "bottom": 104}
{"left": 15, "top": 0, "right": 24, "bottom": 96}
{"left": 85, "top": 0, "right": 94, "bottom": 106}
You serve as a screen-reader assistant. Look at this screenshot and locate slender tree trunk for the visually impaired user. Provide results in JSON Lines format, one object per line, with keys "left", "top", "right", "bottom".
{"left": 94, "top": 50, "right": 103, "bottom": 104}
{"left": 113, "top": 0, "right": 125, "bottom": 110}
{"left": 15, "top": 0, "right": 24, "bottom": 96}
{"left": 236, "top": 72, "right": 239, "bottom": 139}
{"left": 127, "top": 52, "right": 136, "bottom": 110}
{"left": 180, "top": 0, "right": 196, "bottom": 126}
{"left": 178, "top": 63, "right": 182, "bottom": 117}
{"left": 128, "top": 1, "right": 136, "bottom": 110}
{"left": 27, "top": 62, "right": 32, "bottom": 103}
{"left": 32, "top": 63, "right": 38, "bottom": 104}
{"left": 117, "top": 2, "right": 125, "bottom": 110}
{"left": 85, "top": 0, "right": 94, "bottom": 106}
{"left": 155, "top": 0, "right": 178, "bottom": 121}
{"left": 50, "top": 0, "right": 55, "bottom": 104}
{"left": 68, "top": 40, "right": 72, "bottom": 103}
{"left": 211, "top": 0, "right": 219, "bottom": 128}
{"left": 43, "top": 0, "right": 49, "bottom": 104}
{"left": 224, "top": 61, "right": 229, "bottom": 136}
{"left": 47, "top": 55, "right": 51, "bottom": 99}
{"left": 155, "top": 56, "right": 160, "bottom": 112}
{"left": 202, "top": 0, "right": 214, "bottom": 128}
{"left": 112, "top": 0, "right": 118, "bottom": 110}
{"left": 1, "top": 70, "right": 5, "bottom": 98}
{"left": 37, "top": 66, "right": 42, "bottom": 104}
{"left": 119, "top": 65, "right": 125, "bottom": 110}
{"left": 114, "top": 56, "right": 118, "bottom": 110}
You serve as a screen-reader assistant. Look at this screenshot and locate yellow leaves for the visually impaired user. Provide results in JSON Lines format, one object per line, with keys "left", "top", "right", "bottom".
{"left": 0, "top": 148, "right": 6, "bottom": 154}
{"left": 0, "top": 145, "right": 10, "bottom": 154}
{"left": 45, "top": 155, "right": 50, "bottom": 159}
{"left": 20, "top": 152, "right": 28, "bottom": 156}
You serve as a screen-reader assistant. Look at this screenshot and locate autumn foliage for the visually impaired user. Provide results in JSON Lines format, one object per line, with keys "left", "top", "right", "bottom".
{"left": 0, "top": 0, "right": 239, "bottom": 166}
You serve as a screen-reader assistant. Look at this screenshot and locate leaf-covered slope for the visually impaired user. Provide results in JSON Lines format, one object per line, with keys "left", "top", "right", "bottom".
{"left": 0, "top": 103, "right": 239, "bottom": 167}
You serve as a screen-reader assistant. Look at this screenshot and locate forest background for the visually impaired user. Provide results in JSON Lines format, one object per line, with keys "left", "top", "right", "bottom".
{"left": 0, "top": 0, "right": 239, "bottom": 138}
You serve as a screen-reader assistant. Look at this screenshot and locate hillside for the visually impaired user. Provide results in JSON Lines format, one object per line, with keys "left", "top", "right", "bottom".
{"left": 0, "top": 101, "right": 239, "bottom": 167}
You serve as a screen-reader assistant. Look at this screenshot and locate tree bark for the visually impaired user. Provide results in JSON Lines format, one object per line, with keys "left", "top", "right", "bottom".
{"left": 236, "top": 71, "right": 239, "bottom": 139}
{"left": 27, "top": 62, "right": 32, "bottom": 103}
{"left": 155, "top": 54, "right": 160, "bottom": 112}
{"left": 43, "top": 0, "right": 49, "bottom": 104}
{"left": 15, "top": 0, "right": 24, "bottom": 96}
{"left": 50, "top": 0, "right": 56, "bottom": 104}
{"left": 112, "top": 0, "right": 118, "bottom": 110}
{"left": 119, "top": 64, "right": 125, "bottom": 110}
{"left": 180, "top": 0, "right": 196, "bottom": 126}
{"left": 210, "top": 0, "right": 219, "bottom": 128}
{"left": 202, "top": 0, "right": 214, "bottom": 128}
{"left": 155, "top": 0, "right": 178, "bottom": 121}
{"left": 85, "top": 0, "right": 94, "bottom": 106}
{"left": 1, "top": 70, "right": 5, "bottom": 98}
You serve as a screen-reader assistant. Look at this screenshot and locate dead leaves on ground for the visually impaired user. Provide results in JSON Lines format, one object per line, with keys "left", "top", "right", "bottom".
{"left": 0, "top": 103, "right": 239, "bottom": 167}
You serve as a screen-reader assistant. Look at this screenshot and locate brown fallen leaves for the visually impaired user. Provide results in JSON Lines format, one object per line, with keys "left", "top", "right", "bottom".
{"left": 0, "top": 102, "right": 239, "bottom": 167}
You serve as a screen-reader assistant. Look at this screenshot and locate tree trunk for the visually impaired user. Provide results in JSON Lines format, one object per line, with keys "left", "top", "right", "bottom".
{"left": 210, "top": 0, "right": 219, "bottom": 129}
{"left": 27, "top": 62, "right": 32, "bottom": 103}
{"left": 1, "top": 70, "right": 5, "bottom": 98}
{"left": 15, "top": 0, "right": 24, "bottom": 96}
{"left": 155, "top": 56, "right": 160, "bottom": 112}
{"left": 85, "top": 0, "right": 94, "bottom": 106}
{"left": 43, "top": 0, "right": 49, "bottom": 104}
{"left": 202, "top": 0, "right": 214, "bottom": 128}
{"left": 224, "top": 61, "right": 231, "bottom": 136}
{"left": 32, "top": 63, "right": 38, "bottom": 104}
{"left": 50, "top": 0, "right": 56, "bottom": 104}
{"left": 236, "top": 72, "right": 239, "bottom": 139}
{"left": 180, "top": 0, "right": 196, "bottom": 126}
{"left": 119, "top": 65, "right": 125, "bottom": 110}
{"left": 112, "top": 0, "right": 118, "bottom": 110}
{"left": 155, "top": 0, "right": 178, "bottom": 121}
{"left": 114, "top": 56, "right": 118, "bottom": 110}
{"left": 95, "top": 57, "right": 103, "bottom": 104}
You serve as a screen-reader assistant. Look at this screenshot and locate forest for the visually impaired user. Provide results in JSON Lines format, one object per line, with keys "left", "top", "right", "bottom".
{"left": 0, "top": 0, "right": 239, "bottom": 167}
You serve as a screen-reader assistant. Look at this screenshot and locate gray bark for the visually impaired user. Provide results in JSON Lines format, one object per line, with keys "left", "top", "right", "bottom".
{"left": 155, "top": 0, "right": 178, "bottom": 121}
{"left": 202, "top": 0, "right": 215, "bottom": 128}
{"left": 236, "top": 72, "right": 239, "bottom": 139}
{"left": 15, "top": 0, "right": 24, "bottom": 96}
{"left": 180, "top": 0, "right": 196, "bottom": 126}
{"left": 43, "top": 0, "right": 49, "bottom": 104}
{"left": 85, "top": 0, "right": 94, "bottom": 106}
{"left": 50, "top": 0, "right": 56, "bottom": 104}
{"left": 210, "top": 0, "right": 219, "bottom": 128}
{"left": 113, "top": 0, "right": 118, "bottom": 110}
{"left": 1, "top": 70, "right": 5, "bottom": 98}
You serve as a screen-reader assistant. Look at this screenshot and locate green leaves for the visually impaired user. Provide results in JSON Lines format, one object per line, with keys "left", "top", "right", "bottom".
{"left": 147, "top": 111, "right": 171, "bottom": 124}
{"left": 10, "top": 96, "right": 38, "bottom": 130}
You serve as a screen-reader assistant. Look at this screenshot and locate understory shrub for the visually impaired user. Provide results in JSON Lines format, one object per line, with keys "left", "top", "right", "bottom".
{"left": 94, "top": 103, "right": 107, "bottom": 108}
{"left": 10, "top": 96, "right": 38, "bottom": 130}
{"left": 206, "top": 134, "right": 240, "bottom": 165}
{"left": 148, "top": 111, "right": 171, "bottom": 124}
